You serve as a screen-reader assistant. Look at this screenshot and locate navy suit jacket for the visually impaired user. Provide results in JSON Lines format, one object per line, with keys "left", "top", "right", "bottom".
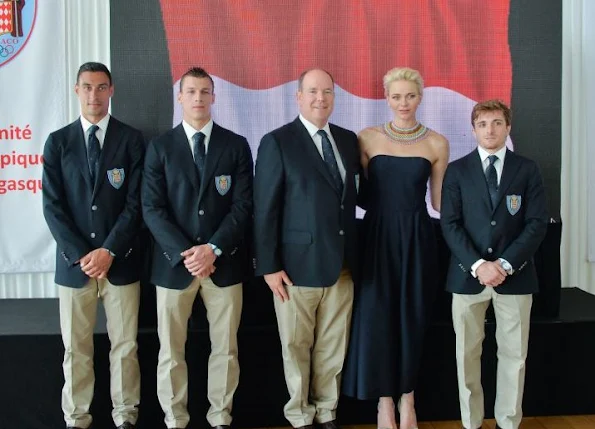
{"left": 440, "top": 148, "right": 548, "bottom": 295}
{"left": 42, "top": 117, "right": 145, "bottom": 287}
{"left": 142, "top": 122, "right": 253, "bottom": 289}
{"left": 253, "top": 117, "right": 361, "bottom": 287}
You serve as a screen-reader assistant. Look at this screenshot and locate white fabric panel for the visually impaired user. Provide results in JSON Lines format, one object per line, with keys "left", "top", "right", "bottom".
{"left": 0, "top": 0, "right": 110, "bottom": 298}
{"left": 561, "top": 0, "right": 595, "bottom": 294}
{"left": 585, "top": 2, "right": 595, "bottom": 264}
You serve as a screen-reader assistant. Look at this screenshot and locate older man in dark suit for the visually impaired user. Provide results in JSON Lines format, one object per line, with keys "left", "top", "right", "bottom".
{"left": 42, "top": 62, "right": 144, "bottom": 429}
{"left": 440, "top": 100, "right": 548, "bottom": 429}
{"left": 253, "top": 68, "right": 360, "bottom": 429}
{"left": 142, "top": 67, "right": 253, "bottom": 429}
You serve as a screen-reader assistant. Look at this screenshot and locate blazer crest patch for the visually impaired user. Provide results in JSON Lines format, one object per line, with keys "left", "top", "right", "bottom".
{"left": 107, "top": 168, "right": 125, "bottom": 189}
{"left": 215, "top": 175, "right": 232, "bottom": 195}
{"left": 506, "top": 194, "right": 521, "bottom": 215}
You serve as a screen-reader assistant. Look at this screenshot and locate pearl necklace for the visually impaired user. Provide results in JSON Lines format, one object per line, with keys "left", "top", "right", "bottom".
{"left": 383, "top": 121, "right": 430, "bottom": 144}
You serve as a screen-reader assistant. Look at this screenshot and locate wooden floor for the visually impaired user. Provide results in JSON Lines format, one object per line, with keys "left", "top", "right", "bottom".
{"left": 261, "top": 417, "right": 595, "bottom": 429}
{"left": 336, "top": 416, "right": 595, "bottom": 429}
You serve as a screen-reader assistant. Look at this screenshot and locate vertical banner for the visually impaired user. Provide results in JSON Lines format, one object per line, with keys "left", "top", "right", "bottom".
{"left": 586, "top": 2, "right": 595, "bottom": 262}
{"left": 0, "top": 0, "right": 65, "bottom": 272}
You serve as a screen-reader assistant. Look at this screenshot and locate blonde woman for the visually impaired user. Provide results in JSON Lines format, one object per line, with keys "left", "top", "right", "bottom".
{"left": 342, "top": 67, "right": 449, "bottom": 429}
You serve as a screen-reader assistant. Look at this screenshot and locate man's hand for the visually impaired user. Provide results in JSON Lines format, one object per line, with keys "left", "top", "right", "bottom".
{"left": 476, "top": 261, "right": 507, "bottom": 287}
{"left": 181, "top": 244, "right": 217, "bottom": 277}
{"left": 80, "top": 248, "right": 114, "bottom": 279}
{"left": 264, "top": 270, "right": 293, "bottom": 302}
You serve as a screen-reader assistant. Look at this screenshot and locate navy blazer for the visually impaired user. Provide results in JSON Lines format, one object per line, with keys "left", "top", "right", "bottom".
{"left": 142, "top": 122, "right": 253, "bottom": 289}
{"left": 253, "top": 117, "right": 361, "bottom": 287}
{"left": 440, "top": 148, "right": 548, "bottom": 295}
{"left": 42, "top": 117, "right": 145, "bottom": 288}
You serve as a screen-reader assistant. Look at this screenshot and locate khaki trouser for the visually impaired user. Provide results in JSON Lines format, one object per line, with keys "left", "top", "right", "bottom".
{"left": 156, "top": 277, "right": 242, "bottom": 429}
{"left": 59, "top": 279, "right": 141, "bottom": 429}
{"left": 274, "top": 269, "right": 354, "bottom": 428}
{"left": 452, "top": 288, "right": 532, "bottom": 429}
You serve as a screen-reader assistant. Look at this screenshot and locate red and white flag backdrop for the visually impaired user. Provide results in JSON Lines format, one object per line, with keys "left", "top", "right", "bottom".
{"left": 159, "top": 0, "right": 513, "bottom": 216}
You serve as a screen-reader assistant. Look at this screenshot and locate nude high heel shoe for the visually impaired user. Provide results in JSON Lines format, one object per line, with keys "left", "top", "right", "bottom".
{"left": 377, "top": 399, "right": 397, "bottom": 429}
{"left": 397, "top": 398, "right": 418, "bottom": 429}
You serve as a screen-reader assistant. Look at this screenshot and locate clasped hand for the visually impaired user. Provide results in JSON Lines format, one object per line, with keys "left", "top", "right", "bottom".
{"left": 476, "top": 261, "right": 507, "bottom": 287}
{"left": 79, "top": 248, "right": 113, "bottom": 279}
{"left": 181, "top": 244, "right": 216, "bottom": 278}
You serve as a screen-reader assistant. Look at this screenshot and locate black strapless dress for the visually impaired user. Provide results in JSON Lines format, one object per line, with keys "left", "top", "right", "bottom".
{"left": 342, "top": 155, "right": 438, "bottom": 399}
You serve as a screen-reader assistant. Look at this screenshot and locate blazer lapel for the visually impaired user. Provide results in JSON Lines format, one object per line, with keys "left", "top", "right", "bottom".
{"left": 495, "top": 149, "right": 522, "bottom": 209}
{"left": 292, "top": 118, "right": 341, "bottom": 196}
{"left": 467, "top": 149, "right": 494, "bottom": 211}
{"left": 172, "top": 125, "right": 201, "bottom": 193}
{"left": 329, "top": 124, "right": 349, "bottom": 201}
{"left": 70, "top": 120, "right": 93, "bottom": 190}
{"left": 93, "top": 118, "right": 119, "bottom": 197}
{"left": 198, "top": 123, "right": 228, "bottom": 202}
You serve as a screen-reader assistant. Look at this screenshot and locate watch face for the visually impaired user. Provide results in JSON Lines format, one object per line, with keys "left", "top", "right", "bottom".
{"left": 215, "top": 248, "right": 222, "bottom": 256}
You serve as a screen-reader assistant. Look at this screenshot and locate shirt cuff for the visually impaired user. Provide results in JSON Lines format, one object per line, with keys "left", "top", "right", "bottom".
{"left": 470, "top": 259, "right": 487, "bottom": 278}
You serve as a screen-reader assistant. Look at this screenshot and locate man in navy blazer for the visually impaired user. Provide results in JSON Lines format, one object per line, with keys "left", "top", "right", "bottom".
{"left": 42, "top": 62, "right": 144, "bottom": 429}
{"left": 440, "top": 100, "right": 548, "bottom": 429}
{"left": 253, "top": 69, "right": 360, "bottom": 429}
{"left": 142, "top": 67, "right": 253, "bottom": 429}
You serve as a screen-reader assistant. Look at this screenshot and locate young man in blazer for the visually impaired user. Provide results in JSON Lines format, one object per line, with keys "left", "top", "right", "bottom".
{"left": 253, "top": 68, "right": 360, "bottom": 429}
{"left": 440, "top": 100, "right": 548, "bottom": 429}
{"left": 142, "top": 67, "right": 253, "bottom": 429}
{"left": 42, "top": 62, "right": 145, "bottom": 429}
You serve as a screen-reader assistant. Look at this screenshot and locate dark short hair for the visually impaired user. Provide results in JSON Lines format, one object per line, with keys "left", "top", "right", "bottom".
{"left": 471, "top": 99, "right": 512, "bottom": 127}
{"left": 297, "top": 68, "right": 335, "bottom": 91}
{"left": 76, "top": 62, "right": 112, "bottom": 86}
{"left": 179, "top": 67, "right": 214, "bottom": 92}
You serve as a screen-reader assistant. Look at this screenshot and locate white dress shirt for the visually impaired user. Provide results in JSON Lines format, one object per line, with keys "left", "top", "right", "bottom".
{"left": 80, "top": 114, "right": 110, "bottom": 149}
{"left": 182, "top": 119, "right": 214, "bottom": 160}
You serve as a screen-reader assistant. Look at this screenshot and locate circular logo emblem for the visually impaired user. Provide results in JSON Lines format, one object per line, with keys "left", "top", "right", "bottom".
{"left": 0, "top": 0, "right": 36, "bottom": 68}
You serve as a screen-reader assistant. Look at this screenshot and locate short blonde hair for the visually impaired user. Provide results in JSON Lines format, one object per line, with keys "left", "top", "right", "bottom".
{"left": 383, "top": 67, "right": 424, "bottom": 96}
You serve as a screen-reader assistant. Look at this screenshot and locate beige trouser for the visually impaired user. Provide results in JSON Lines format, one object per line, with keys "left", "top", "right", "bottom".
{"left": 452, "top": 288, "right": 532, "bottom": 429}
{"left": 156, "top": 277, "right": 242, "bottom": 429}
{"left": 59, "top": 279, "right": 141, "bottom": 429}
{"left": 274, "top": 269, "right": 354, "bottom": 428}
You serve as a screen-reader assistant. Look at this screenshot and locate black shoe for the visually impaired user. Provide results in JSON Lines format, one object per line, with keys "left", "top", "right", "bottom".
{"left": 213, "top": 426, "right": 230, "bottom": 429}
{"left": 117, "top": 423, "right": 136, "bottom": 429}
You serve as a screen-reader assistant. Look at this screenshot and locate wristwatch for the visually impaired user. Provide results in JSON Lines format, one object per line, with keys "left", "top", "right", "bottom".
{"left": 499, "top": 258, "right": 513, "bottom": 275}
{"left": 104, "top": 248, "right": 116, "bottom": 257}
{"left": 208, "top": 243, "right": 222, "bottom": 257}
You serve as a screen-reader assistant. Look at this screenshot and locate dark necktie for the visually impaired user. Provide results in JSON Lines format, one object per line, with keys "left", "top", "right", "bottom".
{"left": 485, "top": 154, "right": 498, "bottom": 208}
{"left": 317, "top": 129, "right": 343, "bottom": 195}
{"left": 87, "top": 125, "right": 101, "bottom": 183}
{"left": 193, "top": 132, "right": 206, "bottom": 180}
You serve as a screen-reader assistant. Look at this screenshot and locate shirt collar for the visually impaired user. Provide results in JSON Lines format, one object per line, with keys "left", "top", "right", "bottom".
{"left": 478, "top": 144, "right": 507, "bottom": 164}
{"left": 299, "top": 114, "right": 331, "bottom": 138}
{"left": 182, "top": 119, "right": 214, "bottom": 141}
{"left": 80, "top": 114, "right": 110, "bottom": 134}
